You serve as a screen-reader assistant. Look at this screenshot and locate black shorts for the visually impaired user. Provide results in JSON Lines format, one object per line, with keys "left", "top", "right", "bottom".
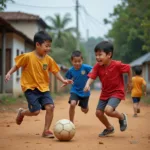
{"left": 69, "top": 93, "right": 89, "bottom": 109}
{"left": 24, "top": 88, "right": 54, "bottom": 112}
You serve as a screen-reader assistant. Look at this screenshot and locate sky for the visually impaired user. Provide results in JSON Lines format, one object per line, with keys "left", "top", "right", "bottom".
{"left": 5, "top": 0, "right": 121, "bottom": 40}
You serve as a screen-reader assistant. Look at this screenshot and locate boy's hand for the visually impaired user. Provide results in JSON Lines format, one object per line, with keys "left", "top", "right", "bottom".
{"left": 5, "top": 73, "right": 11, "bottom": 82}
{"left": 84, "top": 84, "right": 90, "bottom": 92}
{"left": 126, "top": 82, "right": 132, "bottom": 92}
{"left": 144, "top": 92, "right": 147, "bottom": 96}
{"left": 61, "top": 79, "right": 73, "bottom": 88}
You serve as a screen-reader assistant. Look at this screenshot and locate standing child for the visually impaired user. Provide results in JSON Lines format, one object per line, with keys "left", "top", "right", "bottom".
{"left": 84, "top": 41, "right": 132, "bottom": 137}
{"left": 63, "top": 51, "right": 92, "bottom": 123}
{"left": 131, "top": 66, "right": 147, "bottom": 117}
{"left": 5, "top": 31, "right": 72, "bottom": 138}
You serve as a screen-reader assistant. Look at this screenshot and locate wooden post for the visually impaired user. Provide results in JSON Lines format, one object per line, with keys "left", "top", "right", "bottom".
{"left": 1, "top": 29, "right": 6, "bottom": 93}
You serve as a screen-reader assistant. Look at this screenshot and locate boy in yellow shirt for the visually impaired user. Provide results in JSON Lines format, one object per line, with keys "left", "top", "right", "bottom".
{"left": 131, "top": 66, "right": 146, "bottom": 117}
{"left": 5, "top": 31, "right": 72, "bottom": 138}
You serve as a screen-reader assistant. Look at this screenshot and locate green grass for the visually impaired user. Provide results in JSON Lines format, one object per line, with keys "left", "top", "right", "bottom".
{"left": 0, "top": 95, "right": 17, "bottom": 104}
{"left": 141, "top": 95, "right": 150, "bottom": 104}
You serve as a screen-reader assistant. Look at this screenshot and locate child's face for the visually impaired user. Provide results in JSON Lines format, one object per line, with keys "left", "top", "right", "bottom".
{"left": 95, "top": 50, "right": 111, "bottom": 66}
{"left": 71, "top": 56, "right": 83, "bottom": 70}
{"left": 36, "top": 40, "right": 51, "bottom": 56}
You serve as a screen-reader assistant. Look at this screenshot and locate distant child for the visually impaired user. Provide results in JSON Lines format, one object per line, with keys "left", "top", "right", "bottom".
{"left": 63, "top": 51, "right": 92, "bottom": 123}
{"left": 84, "top": 41, "right": 132, "bottom": 136}
{"left": 5, "top": 31, "right": 72, "bottom": 138}
{"left": 131, "top": 66, "right": 147, "bottom": 117}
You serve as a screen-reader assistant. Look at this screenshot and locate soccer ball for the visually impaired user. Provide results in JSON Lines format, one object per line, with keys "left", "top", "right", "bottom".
{"left": 53, "top": 119, "right": 76, "bottom": 141}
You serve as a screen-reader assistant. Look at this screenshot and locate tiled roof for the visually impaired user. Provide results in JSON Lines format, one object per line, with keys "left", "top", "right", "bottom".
{"left": 0, "top": 17, "right": 33, "bottom": 45}
{"left": 0, "top": 11, "right": 48, "bottom": 27}
{"left": 130, "top": 52, "right": 150, "bottom": 67}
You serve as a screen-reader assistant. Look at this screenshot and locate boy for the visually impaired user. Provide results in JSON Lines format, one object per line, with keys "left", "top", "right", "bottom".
{"left": 63, "top": 51, "right": 92, "bottom": 123}
{"left": 84, "top": 41, "right": 132, "bottom": 136}
{"left": 131, "top": 66, "right": 146, "bottom": 117}
{"left": 5, "top": 31, "right": 72, "bottom": 138}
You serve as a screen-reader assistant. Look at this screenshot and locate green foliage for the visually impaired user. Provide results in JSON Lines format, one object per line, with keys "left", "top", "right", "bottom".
{"left": 82, "top": 37, "right": 104, "bottom": 65}
{"left": 0, "top": 95, "right": 16, "bottom": 104}
{"left": 104, "top": 0, "right": 150, "bottom": 63}
{"left": 46, "top": 13, "right": 87, "bottom": 67}
{"left": 0, "top": 0, "right": 14, "bottom": 11}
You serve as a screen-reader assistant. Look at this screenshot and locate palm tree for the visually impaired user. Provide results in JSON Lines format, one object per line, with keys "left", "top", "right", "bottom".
{"left": 46, "top": 13, "right": 76, "bottom": 47}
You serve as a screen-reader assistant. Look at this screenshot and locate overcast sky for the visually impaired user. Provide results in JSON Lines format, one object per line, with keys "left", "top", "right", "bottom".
{"left": 5, "top": 0, "right": 121, "bottom": 40}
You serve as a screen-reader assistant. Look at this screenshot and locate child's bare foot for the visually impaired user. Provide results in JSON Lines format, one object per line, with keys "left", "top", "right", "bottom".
{"left": 16, "top": 108, "right": 24, "bottom": 125}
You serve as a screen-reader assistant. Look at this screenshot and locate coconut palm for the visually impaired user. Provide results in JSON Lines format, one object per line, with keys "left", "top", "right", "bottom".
{"left": 46, "top": 13, "right": 76, "bottom": 47}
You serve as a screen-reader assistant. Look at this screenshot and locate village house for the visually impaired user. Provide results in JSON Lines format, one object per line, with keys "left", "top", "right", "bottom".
{"left": 0, "top": 12, "right": 67, "bottom": 96}
{"left": 130, "top": 52, "right": 150, "bottom": 93}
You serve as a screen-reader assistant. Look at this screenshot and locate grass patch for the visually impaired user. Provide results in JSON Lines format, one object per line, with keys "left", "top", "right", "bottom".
{"left": 0, "top": 95, "right": 17, "bottom": 104}
{"left": 141, "top": 95, "right": 150, "bottom": 104}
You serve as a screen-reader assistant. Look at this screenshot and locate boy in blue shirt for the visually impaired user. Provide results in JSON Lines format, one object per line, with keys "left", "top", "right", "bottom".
{"left": 63, "top": 51, "right": 92, "bottom": 123}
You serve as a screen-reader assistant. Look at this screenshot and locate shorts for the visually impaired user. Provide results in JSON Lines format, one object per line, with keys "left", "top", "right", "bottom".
{"left": 97, "top": 97, "right": 121, "bottom": 111}
{"left": 24, "top": 88, "right": 54, "bottom": 112}
{"left": 132, "top": 97, "right": 141, "bottom": 103}
{"left": 69, "top": 93, "right": 89, "bottom": 109}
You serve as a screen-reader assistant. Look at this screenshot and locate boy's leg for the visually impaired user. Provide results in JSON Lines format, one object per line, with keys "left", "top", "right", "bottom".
{"left": 137, "top": 98, "right": 141, "bottom": 113}
{"left": 79, "top": 96, "right": 89, "bottom": 114}
{"left": 69, "top": 93, "right": 78, "bottom": 123}
{"left": 132, "top": 97, "right": 140, "bottom": 116}
{"left": 40, "top": 92, "right": 55, "bottom": 138}
{"left": 16, "top": 89, "right": 41, "bottom": 125}
{"left": 104, "top": 98, "right": 127, "bottom": 131}
{"left": 96, "top": 100, "right": 114, "bottom": 136}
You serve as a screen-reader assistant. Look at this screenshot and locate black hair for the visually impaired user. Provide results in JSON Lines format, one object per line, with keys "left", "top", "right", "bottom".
{"left": 94, "top": 41, "right": 114, "bottom": 58}
{"left": 33, "top": 31, "right": 52, "bottom": 47}
{"left": 71, "top": 50, "right": 83, "bottom": 60}
{"left": 134, "top": 66, "right": 142, "bottom": 75}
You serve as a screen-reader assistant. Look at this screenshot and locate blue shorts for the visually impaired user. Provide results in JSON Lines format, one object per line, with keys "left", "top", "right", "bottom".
{"left": 132, "top": 97, "right": 141, "bottom": 103}
{"left": 24, "top": 88, "right": 54, "bottom": 112}
{"left": 97, "top": 97, "right": 121, "bottom": 111}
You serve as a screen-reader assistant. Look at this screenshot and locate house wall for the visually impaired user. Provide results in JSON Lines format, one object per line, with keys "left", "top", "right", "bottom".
{"left": 9, "top": 21, "right": 44, "bottom": 40}
{"left": 25, "top": 42, "right": 34, "bottom": 52}
{"left": 0, "top": 33, "right": 13, "bottom": 93}
{"left": 144, "top": 62, "right": 150, "bottom": 93}
{"left": 11, "top": 33, "right": 26, "bottom": 96}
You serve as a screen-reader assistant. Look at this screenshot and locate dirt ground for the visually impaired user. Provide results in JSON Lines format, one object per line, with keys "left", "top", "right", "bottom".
{"left": 0, "top": 90, "right": 150, "bottom": 150}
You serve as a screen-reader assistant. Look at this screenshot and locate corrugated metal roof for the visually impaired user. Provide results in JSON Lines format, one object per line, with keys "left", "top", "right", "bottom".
{"left": 130, "top": 52, "right": 150, "bottom": 67}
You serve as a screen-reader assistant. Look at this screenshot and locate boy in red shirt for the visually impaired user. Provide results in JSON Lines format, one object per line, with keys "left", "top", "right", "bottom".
{"left": 84, "top": 41, "right": 132, "bottom": 136}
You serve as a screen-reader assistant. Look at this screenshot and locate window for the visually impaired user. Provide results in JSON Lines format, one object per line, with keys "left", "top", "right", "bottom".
{"left": 16, "top": 49, "right": 20, "bottom": 76}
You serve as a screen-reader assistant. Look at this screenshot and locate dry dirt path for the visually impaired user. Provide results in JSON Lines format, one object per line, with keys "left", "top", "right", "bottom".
{"left": 0, "top": 91, "right": 150, "bottom": 150}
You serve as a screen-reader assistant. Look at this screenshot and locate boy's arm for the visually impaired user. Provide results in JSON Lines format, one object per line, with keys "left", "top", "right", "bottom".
{"left": 142, "top": 79, "right": 147, "bottom": 96}
{"left": 5, "top": 65, "right": 18, "bottom": 82}
{"left": 54, "top": 72, "right": 73, "bottom": 85}
{"left": 84, "top": 78, "right": 94, "bottom": 92}
{"left": 127, "top": 67, "right": 132, "bottom": 92}
{"left": 143, "top": 84, "right": 147, "bottom": 96}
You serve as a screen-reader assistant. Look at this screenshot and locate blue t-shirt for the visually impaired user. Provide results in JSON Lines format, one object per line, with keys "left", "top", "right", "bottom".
{"left": 65, "top": 64, "right": 92, "bottom": 97}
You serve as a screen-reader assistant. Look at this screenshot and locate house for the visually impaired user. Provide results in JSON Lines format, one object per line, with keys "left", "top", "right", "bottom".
{"left": 0, "top": 17, "right": 34, "bottom": 95}
{"left": 0, "top": 11, "right": 48, "bottom": 40}
{"left": 130, "top": 52, "right": 150, "bottom": 93}
{"left": 0, "top": 13, "right": 68, "bottom": 96}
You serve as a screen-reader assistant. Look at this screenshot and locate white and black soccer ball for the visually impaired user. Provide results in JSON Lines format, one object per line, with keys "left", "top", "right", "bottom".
{"left": 54, "top": 119, "right": 76, "bottom": 141}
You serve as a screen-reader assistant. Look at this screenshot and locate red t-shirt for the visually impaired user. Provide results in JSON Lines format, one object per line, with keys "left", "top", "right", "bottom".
{"left": 88, "top": 60, "right": 130, "bottom": 100}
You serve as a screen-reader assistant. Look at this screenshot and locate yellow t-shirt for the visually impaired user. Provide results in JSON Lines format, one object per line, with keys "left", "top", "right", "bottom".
{"left": 131, "top": 76, "right": 146, "bottom": 97}
{"left": 15, "top": 51, "right": 60, "bottom": 92}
